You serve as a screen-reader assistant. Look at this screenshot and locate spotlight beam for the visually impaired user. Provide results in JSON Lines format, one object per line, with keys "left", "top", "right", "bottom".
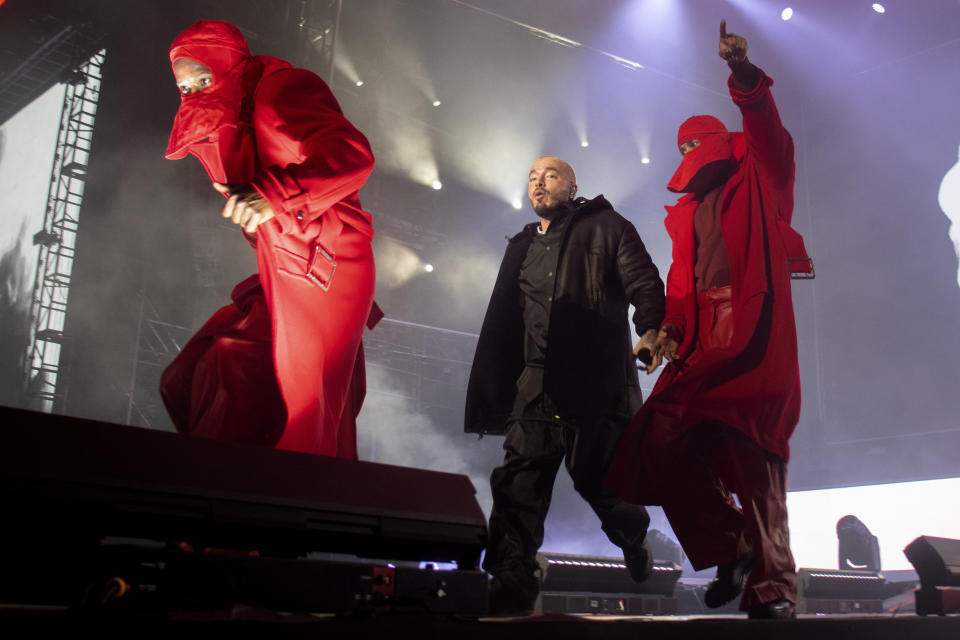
{"left": 446, "top": 0, "right": 726, "bottom": 97}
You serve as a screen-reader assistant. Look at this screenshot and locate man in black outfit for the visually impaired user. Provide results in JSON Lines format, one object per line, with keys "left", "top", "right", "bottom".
{"left": 465, "top": 155, "right": 666, "bottom": 614}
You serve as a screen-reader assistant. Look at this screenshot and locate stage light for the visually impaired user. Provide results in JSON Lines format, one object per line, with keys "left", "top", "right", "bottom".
{"left": 424, "top": 264, "right": 434, "bottom": 273}
{"left": 837, "top": 515, "right": 881, "bottom": 571}
{"left": 431, "top": 180, "right": 442, "bottom": 190}
{"left": 641, "top": 157, "right": 651, "bottom": 165}
{"left": 781, "top": 7, "right": 794, "bottom": 21}
{"left": 432, "top": 100, "right": 442, "bottom": 107}
{"left": 511, "top": 198, "right": 523, "bottom": 210}
{"left": 872, "top": 3, "right": 885, "bottom": 13}
{"left": 355, "top": 80, "right": 364, "bottom": 87}
{"left": 580, "top": 140, "right": 589, "bottom": 148}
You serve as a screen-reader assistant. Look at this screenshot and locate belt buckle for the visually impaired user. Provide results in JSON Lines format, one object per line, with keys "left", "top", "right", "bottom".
{"left": 307, "top": 246, "right": 337, "bottom": 291}
{"left": 788, "top": 257, "right": 815, "bottom": 280}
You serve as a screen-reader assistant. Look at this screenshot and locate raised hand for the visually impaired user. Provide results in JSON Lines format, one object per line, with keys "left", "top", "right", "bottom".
{"left": 719, "top": 19, "right": 748, "bottom": 64}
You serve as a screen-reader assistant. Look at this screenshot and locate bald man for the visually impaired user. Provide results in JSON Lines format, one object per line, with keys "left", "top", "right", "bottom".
{"left": 465, "top": 156, "right": 665, "bottom": 614}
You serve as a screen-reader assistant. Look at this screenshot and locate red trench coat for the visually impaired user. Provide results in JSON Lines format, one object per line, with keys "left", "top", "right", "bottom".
{"left": 162, "top": 55, "right": 377, "bottom": 458}
{"left": 606, "top": 70, "right": 804, "bottom": 505}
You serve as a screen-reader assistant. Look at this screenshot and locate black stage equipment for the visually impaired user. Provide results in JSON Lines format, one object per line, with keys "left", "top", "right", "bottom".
{"left": 0, "top": 406, "right": 487, "bottom": 610}
{"left": 904, "top": 535, "right": 960, "bottom": 615}
{"left": 80, "top": 544, "right": 487, "bottom": 615}
{"left": 797, "top": 568, "right": 886, "bottom": 614}
{"left": 837, "top": 515, "right": 881, "bottom": 571}
{"left": 537, "top": 552, "right": 682, "bottom": 615}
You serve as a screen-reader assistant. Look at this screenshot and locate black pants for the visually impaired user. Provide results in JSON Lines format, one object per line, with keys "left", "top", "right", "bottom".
{"left": 483, "top": 415, "right": 651, "bottom": 596}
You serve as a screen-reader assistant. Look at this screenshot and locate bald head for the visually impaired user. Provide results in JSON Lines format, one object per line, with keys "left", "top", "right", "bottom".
{"left": 528, "top": 155, "right": 578, "bottom": 219}
{"left": 532, "top": 156, "right": 576, "bottom": 184}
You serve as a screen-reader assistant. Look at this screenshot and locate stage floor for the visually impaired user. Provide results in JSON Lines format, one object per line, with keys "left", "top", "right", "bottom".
{"left": 5, "top": 608, "right": 959, "bottom": 640}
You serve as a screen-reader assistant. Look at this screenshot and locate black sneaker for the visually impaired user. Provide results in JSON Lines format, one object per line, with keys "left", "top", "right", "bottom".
{"left": 623, "top": 540, "right": 654, "bottom": 583}
{"left": 748, "top": 598, "right": 796, "bottom": 619}
{"left": 704, "top": 549, "right": 754, "bottom": 608}
{"left": 487, "top": 577, "right": 537, "bottom": 616}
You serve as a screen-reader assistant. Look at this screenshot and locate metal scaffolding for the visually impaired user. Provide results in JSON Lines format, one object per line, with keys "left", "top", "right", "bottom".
{"left": 295, "top": 0, "right": 343, "bottom": 82}
{"left": 363, "top": 318, "right": 478, "bottom": 421}
{"left": 22, "top": 49, "right": 105, "bottom": 412}
{"left": 0, "top": 24, "right": 103, "bottom": 128}
{"left": 125, "top": 291, "right": 194, "bottom": 429}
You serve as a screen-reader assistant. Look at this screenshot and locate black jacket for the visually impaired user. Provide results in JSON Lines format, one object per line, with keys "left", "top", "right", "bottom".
{"left": 465, "top": 195, "right": 665, "bottom": 434}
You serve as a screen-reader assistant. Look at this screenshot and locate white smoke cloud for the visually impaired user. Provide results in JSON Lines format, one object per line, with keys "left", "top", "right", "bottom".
{"left": 938, "top": 144, "right": 960, "bottom": 289}
{"left": 357, "top": 364, "right": 502, "bottom": 518}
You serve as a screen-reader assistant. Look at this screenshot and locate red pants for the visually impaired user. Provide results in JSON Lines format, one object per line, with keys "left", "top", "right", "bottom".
{"left": 645, "top": 287, "right": 796, "bottom": 609}
{"left": 657, "top": 423, "right": 796, "bottom": 609}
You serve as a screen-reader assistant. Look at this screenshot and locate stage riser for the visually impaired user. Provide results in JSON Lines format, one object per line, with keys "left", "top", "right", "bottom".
{"left": 0, "top": 406, "right": 487, "bottom": 570}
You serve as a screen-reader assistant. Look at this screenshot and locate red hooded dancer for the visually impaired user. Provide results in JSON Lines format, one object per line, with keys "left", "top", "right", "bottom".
{"left": 606, "top": 20, "right": 813, "bottom": 619}
{"left": 160, "top": 20, "right": 380, "bottom": 459}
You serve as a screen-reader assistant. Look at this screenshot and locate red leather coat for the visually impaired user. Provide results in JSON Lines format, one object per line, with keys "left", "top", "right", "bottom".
{"left": 162, "top": 21, "right": 377, "bottom": 458}
{"left": 607, "top": 69, "right": 805, "bottom": 503}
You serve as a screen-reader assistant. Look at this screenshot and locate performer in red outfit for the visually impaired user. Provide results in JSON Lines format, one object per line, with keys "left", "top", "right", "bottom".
{"left": 159, "top": 20, "right": 379, "bottom": 458}
{"left": 606, "top": 21, "right": 812, "bottom": 619}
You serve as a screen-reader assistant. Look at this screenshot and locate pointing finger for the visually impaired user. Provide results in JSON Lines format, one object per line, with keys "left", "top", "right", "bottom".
{"left": 720, "top": 19, "right": 727, "bottom": 39}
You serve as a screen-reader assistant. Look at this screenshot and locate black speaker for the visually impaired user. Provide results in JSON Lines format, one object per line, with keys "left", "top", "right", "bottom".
{"left": 904, "top": 536, "right": 960, "bottom": 587}
{"left": 0, "top": 406, "right": 487, "bottom": 607}
{"left": 904, "top": 535, "right": 960, "bottom": 615}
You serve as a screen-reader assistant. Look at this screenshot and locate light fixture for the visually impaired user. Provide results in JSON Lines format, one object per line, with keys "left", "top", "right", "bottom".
{"left": 781, "top": 7, "right": 794, "bottom": 21}
{"left": 431, "top": 180, "right": 442, "bottom": 190}
{"left": 432, "top": 99, "right": 442, "bottom": 107}
{"left": 641, "top": 157, "right": 651, "bottom": 165}
{"left": 580, "top": 140, "right": 589, "bottom": 148}
{"left": 872, "top": 3, "right": 885, "bottom": 14}
{"left": 511, "top": 198, "right": 523, "bottom": 210}
{"left": 424, "top": 263, "right": 434, "bottom": 273}
{"left": 355, "top": 80, "right": 364, "bottom": 87}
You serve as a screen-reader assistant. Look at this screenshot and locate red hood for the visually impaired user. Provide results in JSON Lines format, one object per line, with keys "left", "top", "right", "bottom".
{"left": 667, "top": 115, "right": 741, "bottom": 194}
{"left": 165, "top": 20, "right": 255, "bottom": 162}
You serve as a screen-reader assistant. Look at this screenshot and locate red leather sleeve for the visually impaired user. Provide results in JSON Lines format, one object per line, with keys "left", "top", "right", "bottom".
{"left": 250, "top": 68, "right": 374, "bottom": 232}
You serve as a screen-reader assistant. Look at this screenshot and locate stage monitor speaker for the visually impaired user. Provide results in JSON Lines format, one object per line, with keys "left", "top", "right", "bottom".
{"left": 0, "top": 405, "right": 487, "bottom": 606}
{"left": 904, "top": 536, "right": 960, "bottom": 588}
{"left": 904, "top": 535, "right": 960, "bottom": 615}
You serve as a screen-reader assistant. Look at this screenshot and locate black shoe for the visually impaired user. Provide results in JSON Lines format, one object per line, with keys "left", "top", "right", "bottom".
{"left": 704, "top": 550, "right": 754, "bottom": 608}
{"left": 748, "top": 598, "right": 796, "bottom": 619}
{"left": 487, "top": 577, "right": 537, "bottom": 616}
{"left": 623, "top": 540, "right": 654, "bottom": 583}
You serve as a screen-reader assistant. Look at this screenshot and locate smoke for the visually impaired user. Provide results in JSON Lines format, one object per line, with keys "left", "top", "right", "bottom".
{"left": 938, "top": 143, "right": 960, "bottom": 289}
{"left": 357, "top": 364, "right": 503, "bottom": 517}
{"left": 0, "top": 221, "right": 33, "bottom": 408}
{"left": 431, "top": 242, "right": 502, "bottom": 321}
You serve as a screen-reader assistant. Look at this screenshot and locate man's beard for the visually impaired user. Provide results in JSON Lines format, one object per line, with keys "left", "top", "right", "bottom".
{"left": 533, "top": 199, "right": 567, "bottom": 217}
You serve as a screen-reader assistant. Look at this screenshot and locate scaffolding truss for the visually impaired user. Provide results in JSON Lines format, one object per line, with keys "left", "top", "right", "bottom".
{"left": 126, "top": 291, "right": 194, "bottom": 429}
{"left": 295, "top": 0, "right": 343, "bottom": 82}
{"left": 0, "top": 24, "right": 103, "bottom": 127}
{"left": 23, "top": 49, "right": 105, "bottom": 412}
{"left": 363, "top": 318, "right": 478, "bottom": 420}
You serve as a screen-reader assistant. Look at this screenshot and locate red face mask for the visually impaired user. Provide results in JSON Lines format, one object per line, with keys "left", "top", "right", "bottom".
{"left": 667, "top": 115, "right": 738, "bottom": 194}
{"left": 165, "top": 20, "right": 258, "bottom": 184}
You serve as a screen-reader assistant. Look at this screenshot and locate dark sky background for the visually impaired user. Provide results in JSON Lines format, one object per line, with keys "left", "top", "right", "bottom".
{"left": 1, "top": 0, "right": 959, "bottom": 564}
